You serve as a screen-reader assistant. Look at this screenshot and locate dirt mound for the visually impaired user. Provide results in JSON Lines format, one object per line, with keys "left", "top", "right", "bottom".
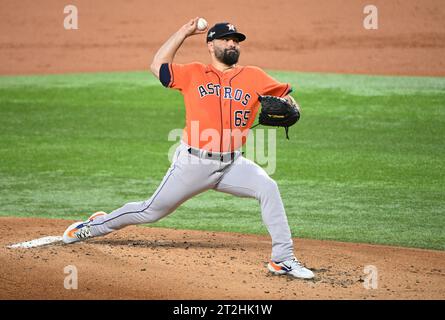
{"left": 1, "top": 0, "right": 444, "bottom": 76}
{"left": 1, "top": 217, "right": 443, "bottom": 299}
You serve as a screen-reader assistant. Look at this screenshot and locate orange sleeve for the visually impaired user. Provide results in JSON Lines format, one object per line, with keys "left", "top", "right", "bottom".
{"left": 160, "top": 63, "right": 193, "bottom": 91}
{"left": 256, "top": 68, "right": 292, "bottom": 97}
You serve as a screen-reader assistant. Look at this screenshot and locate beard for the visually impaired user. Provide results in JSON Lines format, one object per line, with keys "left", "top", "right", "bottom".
{"left": 214, "top": 47, "right": 240, "bottom": 66}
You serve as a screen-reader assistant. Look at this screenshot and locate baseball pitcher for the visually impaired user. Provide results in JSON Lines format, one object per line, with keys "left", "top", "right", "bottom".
{"left": 62, "top": 18, "right": 314, "bottom": 279}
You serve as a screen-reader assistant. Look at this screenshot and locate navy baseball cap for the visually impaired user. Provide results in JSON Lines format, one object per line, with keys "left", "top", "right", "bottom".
{"left": 206, "top": 22, "right": 246, "bottom": 42}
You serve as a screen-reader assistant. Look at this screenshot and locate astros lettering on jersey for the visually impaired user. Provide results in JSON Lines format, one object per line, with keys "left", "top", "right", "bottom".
{"left": 159, "top": 62, "right": 292, "bottom": 152}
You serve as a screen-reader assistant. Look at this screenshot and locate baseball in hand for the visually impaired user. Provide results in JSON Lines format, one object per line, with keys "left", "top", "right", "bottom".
{"left": 197, "top": 18, "right": 208, "bottom": 31}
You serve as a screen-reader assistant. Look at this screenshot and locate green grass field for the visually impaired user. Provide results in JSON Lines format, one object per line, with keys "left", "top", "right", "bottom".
{"left": 0, "top": 71, "right": 444, "bottom": 250}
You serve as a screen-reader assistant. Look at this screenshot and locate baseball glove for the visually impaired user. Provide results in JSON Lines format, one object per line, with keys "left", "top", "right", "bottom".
{"left": 257, "top": 95, "right": 301, "bottom": 139}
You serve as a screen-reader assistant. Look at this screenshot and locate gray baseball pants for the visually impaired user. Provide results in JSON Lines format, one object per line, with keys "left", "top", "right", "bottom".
{"left": 90, "top": 142, "right": 294, "bottom": 262}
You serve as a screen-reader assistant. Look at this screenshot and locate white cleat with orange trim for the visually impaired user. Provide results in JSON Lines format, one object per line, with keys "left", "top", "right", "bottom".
{"left": 87, "top": 211, "right": 107, "bottom": 222}
{"left": 62, "top": 212, "right": 107, "bottom": 244}
{"left": 268, "top": 258, "right": 315, "bottom": 279}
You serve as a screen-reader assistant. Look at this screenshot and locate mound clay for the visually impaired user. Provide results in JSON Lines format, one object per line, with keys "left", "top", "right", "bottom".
{"left": 1, "top": 218, "right": 444, "bottom": 299}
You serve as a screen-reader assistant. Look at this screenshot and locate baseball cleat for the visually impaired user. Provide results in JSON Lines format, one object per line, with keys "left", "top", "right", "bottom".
{"left": 87, "top": 211, "right": 107, "bottom": 222}
{"left": 62, "top": 212, "right": 106, "bottom": 244}
{"left": 268, "top": 258, "right": 315, "bottom": 279}
{"left": 62, "top": 221, "right": 93, "bottom": 244}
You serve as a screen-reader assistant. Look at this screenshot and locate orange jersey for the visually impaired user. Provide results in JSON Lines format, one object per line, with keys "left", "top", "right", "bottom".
{"left": 159, "top": 62, "right": 292, "bottom": 152}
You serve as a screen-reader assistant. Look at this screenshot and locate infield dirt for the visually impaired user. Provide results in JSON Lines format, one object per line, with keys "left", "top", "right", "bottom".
{"left": 0, "top": 0, "right": 444, "bottom": 76}
{"left": 1, "top": 218, "right": 444, "bottom": 299}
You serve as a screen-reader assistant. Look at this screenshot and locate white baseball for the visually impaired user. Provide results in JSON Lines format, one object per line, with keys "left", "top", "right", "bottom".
{"left": 197, "top": 18, "right": 208, "bottom": 31}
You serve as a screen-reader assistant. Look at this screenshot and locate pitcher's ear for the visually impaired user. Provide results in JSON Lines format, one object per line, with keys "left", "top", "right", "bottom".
{"left": 207, "top": 41, "right": 214, "bottom": 52}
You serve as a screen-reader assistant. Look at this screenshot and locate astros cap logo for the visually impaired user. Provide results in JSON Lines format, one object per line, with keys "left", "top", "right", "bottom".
{"left": 206, "top": 22, "right": 247, "bottom": 42}
{"left": 227, "top": 24, "right": 236, "bottom": 31}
